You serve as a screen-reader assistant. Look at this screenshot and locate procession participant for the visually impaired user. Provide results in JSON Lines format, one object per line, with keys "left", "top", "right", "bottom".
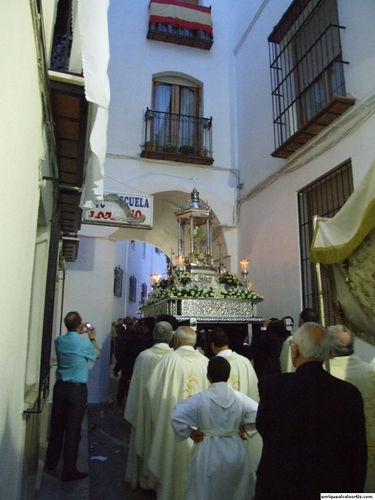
{"left": 328, "top": 324, "right": 375, "bottom": 493}
{"left": 124, "top": 321, "right": 173, "bottom": 489}
{"left": 45, "top": 312, "right": 101, "bottom": 481}
{"left": 171, "top": 356, "right": 258, "bottom": 500}
{"left": 280, "top": 308, "right": 318, "bottom": 373}
{"left": 256, "top": 322, "right": 367, "bottom": 499}
{"left": 146, "top": 326, "right": 209, "bottom": 500}
{"left": 209, "top": 327, "right": 262, "bottom": 496}
{"left": 209, "top": 328, "right": 258, "bottom": 399}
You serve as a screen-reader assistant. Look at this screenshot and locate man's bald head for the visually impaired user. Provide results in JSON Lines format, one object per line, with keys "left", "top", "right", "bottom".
{"left": 291, "top": 322, "right": 330, "bottom": 368}
{"left": 174, "top": 326, "right": 196, "bottom": 349}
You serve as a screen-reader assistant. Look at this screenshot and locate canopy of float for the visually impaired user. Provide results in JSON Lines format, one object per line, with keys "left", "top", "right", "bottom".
{"left": 310, "top": 159, "right": 375, "bottom": 339}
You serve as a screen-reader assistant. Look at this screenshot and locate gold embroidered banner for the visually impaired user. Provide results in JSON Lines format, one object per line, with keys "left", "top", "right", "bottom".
{"left": 311, "top": 159, "right": 375, "bottom": 265}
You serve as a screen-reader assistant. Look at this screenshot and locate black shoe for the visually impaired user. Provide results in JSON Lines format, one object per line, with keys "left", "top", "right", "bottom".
{"left": 61, "top": 470, "right": 88, "bottom": 482}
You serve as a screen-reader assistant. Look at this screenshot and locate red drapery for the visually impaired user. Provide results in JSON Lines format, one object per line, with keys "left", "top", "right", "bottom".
{"left": 149, "top": 0, "right": 213, "bottom": 35}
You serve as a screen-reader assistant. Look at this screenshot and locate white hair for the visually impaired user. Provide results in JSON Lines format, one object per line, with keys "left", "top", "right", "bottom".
{"left": 293, "top": 322, "right": 330, "bottom": 361}
{"left": 175, "top": 326, "right": 196, "bottom": 345}
{"left": 153, "top": 321, "right": 173, "bottom": 343}
{"left": 327, "top": 325, "right": 354, "bottom": 356}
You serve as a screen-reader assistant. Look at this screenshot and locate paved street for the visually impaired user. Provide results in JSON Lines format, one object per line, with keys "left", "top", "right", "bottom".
{"left": 38, "top": 372, "right": 156, "bottom": 500}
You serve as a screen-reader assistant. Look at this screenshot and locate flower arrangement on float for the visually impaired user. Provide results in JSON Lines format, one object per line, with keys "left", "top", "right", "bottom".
{"left": 217, "top": 271, "right": 241, "bottom": 287}
{"left": 140, "top": 271, "right": 264, "bottom": 309}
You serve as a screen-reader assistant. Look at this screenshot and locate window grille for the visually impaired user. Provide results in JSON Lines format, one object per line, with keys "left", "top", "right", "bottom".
{"left": 113, "top": 266, "right": 123, "bottom": 297}
{"left": 141, "top": 283, "right": 148, "bottom": 303}
{"left": 129, "top": 275, "right": 137, "bottom": 302}
{"left": 268, "top": 0, "right": 348, "bottom": 150}
{"left": 298, "top": 160, "right": 353, "bottom": 325}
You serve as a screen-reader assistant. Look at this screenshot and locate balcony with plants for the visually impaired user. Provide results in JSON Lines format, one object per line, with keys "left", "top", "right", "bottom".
{"left": 141, "top": 108, "right": 214, "bottom": 165}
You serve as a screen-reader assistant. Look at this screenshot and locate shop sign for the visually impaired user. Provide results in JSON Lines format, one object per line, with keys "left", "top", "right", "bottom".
{"left": 82, "top": 192, "right": 153, "bottom": 229}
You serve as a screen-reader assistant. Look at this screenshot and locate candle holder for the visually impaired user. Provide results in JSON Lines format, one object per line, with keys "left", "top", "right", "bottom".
{"left": 150, "top": 274, "right": 161, "bottom": 286}
{"left": 175, "top": 255, "right": 186, "bottom": 275}
{"left": 239, "top": 259, "right": 250, "bottom": 286}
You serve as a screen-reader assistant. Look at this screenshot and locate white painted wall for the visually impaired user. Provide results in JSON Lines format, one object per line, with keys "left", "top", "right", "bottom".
{"left": 340, "top": 0, "right": 375, "bottom": 100}
{"left": 0, "top": 1, "right": 57, "bottom": 497}
{"left": 125, "top": 240, "right": 168, "bottom": 319}
{"left": 63, "top": 236, "right": 115, "bottom": 404}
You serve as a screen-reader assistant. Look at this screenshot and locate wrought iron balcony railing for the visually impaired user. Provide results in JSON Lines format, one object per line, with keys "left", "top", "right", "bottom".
{"left": 49, "top": 0, "right": 82, "bottom": 75}
{"left": 141, "top": 108, "right": 214, "bottom": 166}
{"left": 147, "top": 23, "right": 213, "bottom": 50}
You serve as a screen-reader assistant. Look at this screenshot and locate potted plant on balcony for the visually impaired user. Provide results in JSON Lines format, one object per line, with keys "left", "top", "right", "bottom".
{"left": 198, "top": 147, "right": 208, "bottom": 157}
{"left": 143, "top": 140, "right": 158, "bottom": 151}
{"left": 163, "top": 143, "right": 177, "bottom": 153}
{"left": 179, "top": 144, "right": 195, "bottom": 156}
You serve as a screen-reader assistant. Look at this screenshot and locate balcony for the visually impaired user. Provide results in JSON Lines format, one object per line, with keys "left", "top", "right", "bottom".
{"left": 48, "top": 0, "right": 90, "bottom": 261}
{"left": 271, "top": 96, "right": 355, "bottom": 158}
{"left": 140, "top": 108, "right": 214, "bottom": 166}
{"left": 147, "top": 0, "right": 213, "bottom": 50}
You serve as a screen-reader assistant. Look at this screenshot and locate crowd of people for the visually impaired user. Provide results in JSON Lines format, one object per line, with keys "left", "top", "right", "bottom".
{"left": 120, "top": 310, "right": 375, "bottom": 499}
{"left": 46, "top": 309, "right": 374, "bottom": 499}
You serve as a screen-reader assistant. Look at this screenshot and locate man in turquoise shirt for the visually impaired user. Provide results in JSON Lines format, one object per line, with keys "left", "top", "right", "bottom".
{"left": 45, "top": 311, "right": 101, "bottom": 481}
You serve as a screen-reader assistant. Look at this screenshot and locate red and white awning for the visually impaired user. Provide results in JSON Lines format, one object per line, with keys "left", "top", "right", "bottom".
{"left": 149, "top": 0, "right": 213, "bottom": 35}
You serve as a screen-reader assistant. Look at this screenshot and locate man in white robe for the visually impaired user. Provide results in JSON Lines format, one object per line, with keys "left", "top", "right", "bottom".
{"left": 209, "top": 328, "right": 262, "bottom": 496}
{"left": 327, "top": 325, "right": 375, "bottom": 493}
{"left": 146, "top": 326, "right": 209, "bottom": 500}
{"left": 280, "top": 308, "right": 318, "bottom": 373}
{"left": 124, "top": 321, "right": 173, "bottom": 489}
{"left": 171, "top": 356, "right": 258, "bottom": 500}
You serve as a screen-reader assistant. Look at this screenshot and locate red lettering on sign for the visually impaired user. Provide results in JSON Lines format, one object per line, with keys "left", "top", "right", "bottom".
{"left": 88, "top": 211, "right": 115, "bottom": 220}
{"left": 130, "top": 210, "right": 143, "bottom": 217}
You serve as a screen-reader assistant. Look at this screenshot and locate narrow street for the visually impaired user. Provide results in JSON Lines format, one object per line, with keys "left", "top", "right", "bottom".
{"left": 38, "top": 371, "right": 156, "bottom": 500}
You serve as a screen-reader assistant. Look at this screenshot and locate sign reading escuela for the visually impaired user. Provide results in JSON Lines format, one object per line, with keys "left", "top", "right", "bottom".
{"left": 82, "top": 192, "right": 153, "bottom": 229}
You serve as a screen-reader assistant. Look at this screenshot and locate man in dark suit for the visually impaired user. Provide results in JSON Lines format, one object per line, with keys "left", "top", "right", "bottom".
{"left": 255, "top": 322, "right": 367, "bottom": 500}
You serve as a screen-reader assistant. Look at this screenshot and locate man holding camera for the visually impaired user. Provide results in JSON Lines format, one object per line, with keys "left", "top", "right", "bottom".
{"left": 45, "top": 311, "right": 101, "bottom": 481}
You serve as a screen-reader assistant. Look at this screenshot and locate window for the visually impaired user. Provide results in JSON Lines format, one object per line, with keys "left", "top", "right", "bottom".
{"left": 141, "top": 75, "right": 213, "bottom": 164}
{"left": 141, "top": 283, "right": 148, "bottom": 303}
{"left": 268, "top": 0, "right": 353, "bottom": 157}
{"left": 113, "top": 266, "right": 123, "bottom": 297}
{"left": 153, "top": 76, "right": 200, "bottom": 151}
{"left": 298, "top": 160, "right": 353, "bottom": 325}
{"left": 129, "top": 275, "right": 137, "bottom": 302}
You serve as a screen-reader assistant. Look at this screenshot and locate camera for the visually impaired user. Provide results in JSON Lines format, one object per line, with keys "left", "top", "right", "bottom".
{"left": 264, "top": 317, "right": 294, "bottom": 333}
{"left": 86, "top": 323, "right": 92, "bottom": 331}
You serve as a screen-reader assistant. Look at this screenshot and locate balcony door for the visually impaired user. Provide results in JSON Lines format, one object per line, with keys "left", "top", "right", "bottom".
{"left": 152, "top": 76, "right": 200, "bottom": 150}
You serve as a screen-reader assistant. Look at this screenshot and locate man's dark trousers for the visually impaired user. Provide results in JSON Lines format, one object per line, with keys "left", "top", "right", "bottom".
{"left": 45, "top": 380, "right": 88, "bottom": 474}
